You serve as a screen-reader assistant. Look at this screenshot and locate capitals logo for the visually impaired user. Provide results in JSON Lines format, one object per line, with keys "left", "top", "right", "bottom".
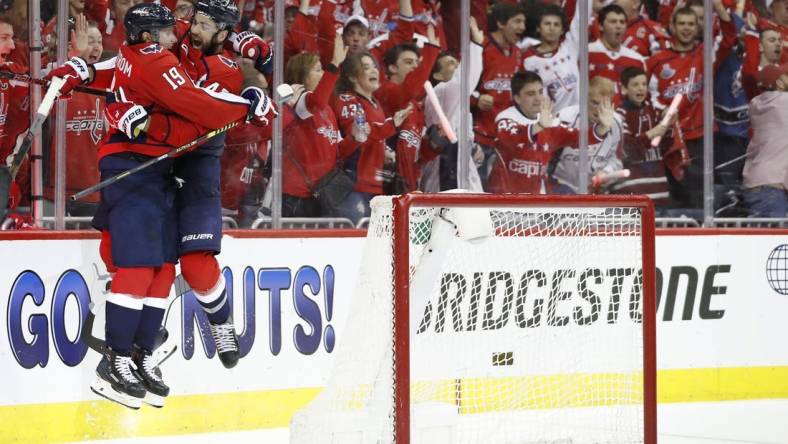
{"left": 65, "top": 98, "right": 105, "bottom": 144}
{"left": 483, "top": 77, "right": 512, "bottom": 94}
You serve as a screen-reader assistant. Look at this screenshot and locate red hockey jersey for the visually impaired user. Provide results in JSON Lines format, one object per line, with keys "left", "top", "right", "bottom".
{"left": 95, "top": 42, "right": 251, "bottom": 160}
{"left": 473, "top": 40, "right": 522, "bottom": 146}
{"left": 45, "top": 93, "right": 104, "bottom": 203}
{"left": 284, "top": 68, "right": 358, "bottom": 197}
{"left": 611, "top": 99, "right": 688, "bottom": 204}
{"left": 489, "top": 105, "right": 597, "bottom": 194}
{"left": 333, "top": 91, "right": 397, "bottom": 194}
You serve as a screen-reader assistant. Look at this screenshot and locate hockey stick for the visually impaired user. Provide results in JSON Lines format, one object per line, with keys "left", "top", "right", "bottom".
{"left": 0, "top": 77, "right": 66, "bottom": 220}
{"left": 70, "top": 83, "right": 295, "bottom": 201}
{"left": 70, "top": 120, "right": 243, "bottom": 201}
{"left": 0, "top": 70, "right": 109, "bottom": 97}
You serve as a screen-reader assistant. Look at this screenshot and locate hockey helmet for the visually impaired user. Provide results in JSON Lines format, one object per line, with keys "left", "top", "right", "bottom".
{"left": 194, "top": 0, "right": 240, "bottom": 31}
{"left": 124, "top": 3, "right": 176, "bottom": 44}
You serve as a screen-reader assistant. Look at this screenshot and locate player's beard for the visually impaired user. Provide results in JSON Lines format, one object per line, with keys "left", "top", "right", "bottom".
{"left": 200, "top": 33, "right": 224, "bottom": 56}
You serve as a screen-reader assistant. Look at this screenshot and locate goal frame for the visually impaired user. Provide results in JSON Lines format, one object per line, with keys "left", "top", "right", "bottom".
{"left": 391, "top": 193, "right": 658, "bottom": 444}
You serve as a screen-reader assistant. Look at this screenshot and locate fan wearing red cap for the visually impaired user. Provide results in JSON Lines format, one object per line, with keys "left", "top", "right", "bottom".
{"left": 757, "top": 62, "right": 788, "bottom": 91}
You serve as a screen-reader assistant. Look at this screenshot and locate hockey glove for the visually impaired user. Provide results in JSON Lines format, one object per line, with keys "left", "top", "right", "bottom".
{"left": 232, "top": 31, "right": 273, "bottom": 73}
{"left": 44, "top": 57, "right": 91, "bottom": 98}
{"left": 105, "top": 89, "right": 149, "bottom": 139}
{"left": 242, "top": 86, "right": 278, "bottom": 127}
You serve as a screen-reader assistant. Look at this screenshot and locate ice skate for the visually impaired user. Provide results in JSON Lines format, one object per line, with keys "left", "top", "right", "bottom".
{"left": 132, "top": 347, "right": 170, "bottom": 408}
{"left": 209, "top": 319, "right": 240, "bottom": 368}
{"left": 90, "top": 348, "right": 146, "bottom": 409}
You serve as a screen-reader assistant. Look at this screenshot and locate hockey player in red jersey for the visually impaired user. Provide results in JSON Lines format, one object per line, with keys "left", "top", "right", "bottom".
{"left": 45, "top": 3, "right": 275, "bottom": 410}
{"left": 489, "top": 71, "right": 611, "bottom": 194}
{"left": 168, "top": 0, "right": 251, "bottom": 371}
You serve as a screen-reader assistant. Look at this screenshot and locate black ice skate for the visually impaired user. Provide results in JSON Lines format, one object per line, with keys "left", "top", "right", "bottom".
{"left": 132, "top": 347, "right": 170, "bottom": 408}
{"left": 209, "top": 319, "right": 240, "bottom": 368}
{"left": 91, "top": 349, "right": 147, "bottom": 409}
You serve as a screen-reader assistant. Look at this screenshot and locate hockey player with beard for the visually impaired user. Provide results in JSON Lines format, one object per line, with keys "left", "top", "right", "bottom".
{"left": 169, "top": 0, "right": 250, "bottom": 370}
{"left": 54, "top": 0, "right": 272, "bottom": 372}
{"left": 45, "top": 3, "right": 275, "bottom": 409}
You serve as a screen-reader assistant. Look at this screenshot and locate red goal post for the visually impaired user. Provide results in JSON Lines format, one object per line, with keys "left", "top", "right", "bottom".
{"left": 391, "top": 193, "right": 657, "bottom": 444}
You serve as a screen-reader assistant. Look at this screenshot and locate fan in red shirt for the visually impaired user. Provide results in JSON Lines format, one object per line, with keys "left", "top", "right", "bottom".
{"left": 103, "top": 0, "right": 143, "bottom": 53}
{"left": 489, "top": 71, "right": 608, "bottom": 195}
{"left": 473, "top": 2, "right": 525, "bottom": 187}
{"left": 646, "top": 3, "right": 736, "bottom": 208}
{"left": 0, "top": 19, "right": 29, "bottom": 212}
{"left": 283, "top": 35, "right": 362, "bottom": 217}
{"left": 333, "top": 51, "right": 413, "bottom": 222}
{"left": 44, "top": 19, "right": 105, "bottom": 213}
{"left": 612, "top": 67, "right": 689, "bottom": 208}
{"left": 588, "top": 4, "right": 646, "bottom": 95}
{"left": 613, "top": 0, "right": 670, "bottom": 58}
{"left": 377, "top": 37, "right": 440, "bottom": 192}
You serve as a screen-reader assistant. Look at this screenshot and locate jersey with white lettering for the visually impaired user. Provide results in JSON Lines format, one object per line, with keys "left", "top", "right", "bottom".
{"left": 646, "top": 19, "right": 736, "bottom": 141}
{"left": 97, "top": 42, "right": 250, "bottom": 160}
{"left": 333, "top": 91, "right": 396, "bottom": 194}
{"left": 490, "top": 105, "right": 591, "bottom": 194}
{"left": 473, "top": 40, "right": 522, "bottom": 146}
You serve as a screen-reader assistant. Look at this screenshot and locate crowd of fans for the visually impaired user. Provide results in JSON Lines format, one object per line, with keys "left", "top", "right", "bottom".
{"left": 0, "top": 0, "right": 786, "bottom": 228}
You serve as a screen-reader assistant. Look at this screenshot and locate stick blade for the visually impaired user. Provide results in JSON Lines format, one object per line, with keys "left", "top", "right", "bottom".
{"left": 0, "top": 166, "right": 11, "bottom": 221}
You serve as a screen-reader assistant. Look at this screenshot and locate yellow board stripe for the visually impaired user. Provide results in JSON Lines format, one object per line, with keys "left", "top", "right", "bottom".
{"left": 3, "top": 366, "right": 788, "bottom": 443}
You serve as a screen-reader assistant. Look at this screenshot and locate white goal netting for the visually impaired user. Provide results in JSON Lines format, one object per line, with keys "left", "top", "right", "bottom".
{"left": 291, "top": 195, "right": 652, "bottom": 444}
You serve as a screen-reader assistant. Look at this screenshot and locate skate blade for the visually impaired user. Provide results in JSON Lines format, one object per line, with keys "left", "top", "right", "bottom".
{"left": 143, "top": 391, "right": 166, "bottom": 408}
{"left": 90, "top": 377, "right": 143, "bottom": 410}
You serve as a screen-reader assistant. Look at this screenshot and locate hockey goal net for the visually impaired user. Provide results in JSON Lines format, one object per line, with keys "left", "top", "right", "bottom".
{"left": 290, "top": 193, "right": 657, "bottom": 444}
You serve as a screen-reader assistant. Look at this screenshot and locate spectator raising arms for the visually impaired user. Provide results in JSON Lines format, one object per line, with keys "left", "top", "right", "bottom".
{"left": 553, "top": 76, "right": 623, "bottom": 194}
{"left": 44, "top": 16, "right": 104, "bottom": 215}
{"left": 521, "top": 2, "right": 580, "bottom": 114}
{"left": 283, "top": 35, "right": 362, "bottom": 218}
{"left": 742, "top": 63, "right": 788, "bottom": 217}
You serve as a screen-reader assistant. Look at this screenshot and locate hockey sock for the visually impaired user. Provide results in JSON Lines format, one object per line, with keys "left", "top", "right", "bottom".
{"left": 105, "top": 293, "right": 143, "bottom": 355}
{"left": 134, "top": 298, "right": 167, "bottom": 352}
{"left": 192, "top": 274, "right": 230, "bottom": 325}
{"left": 134, "top": 264, "right": 176, "bottom": 351}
